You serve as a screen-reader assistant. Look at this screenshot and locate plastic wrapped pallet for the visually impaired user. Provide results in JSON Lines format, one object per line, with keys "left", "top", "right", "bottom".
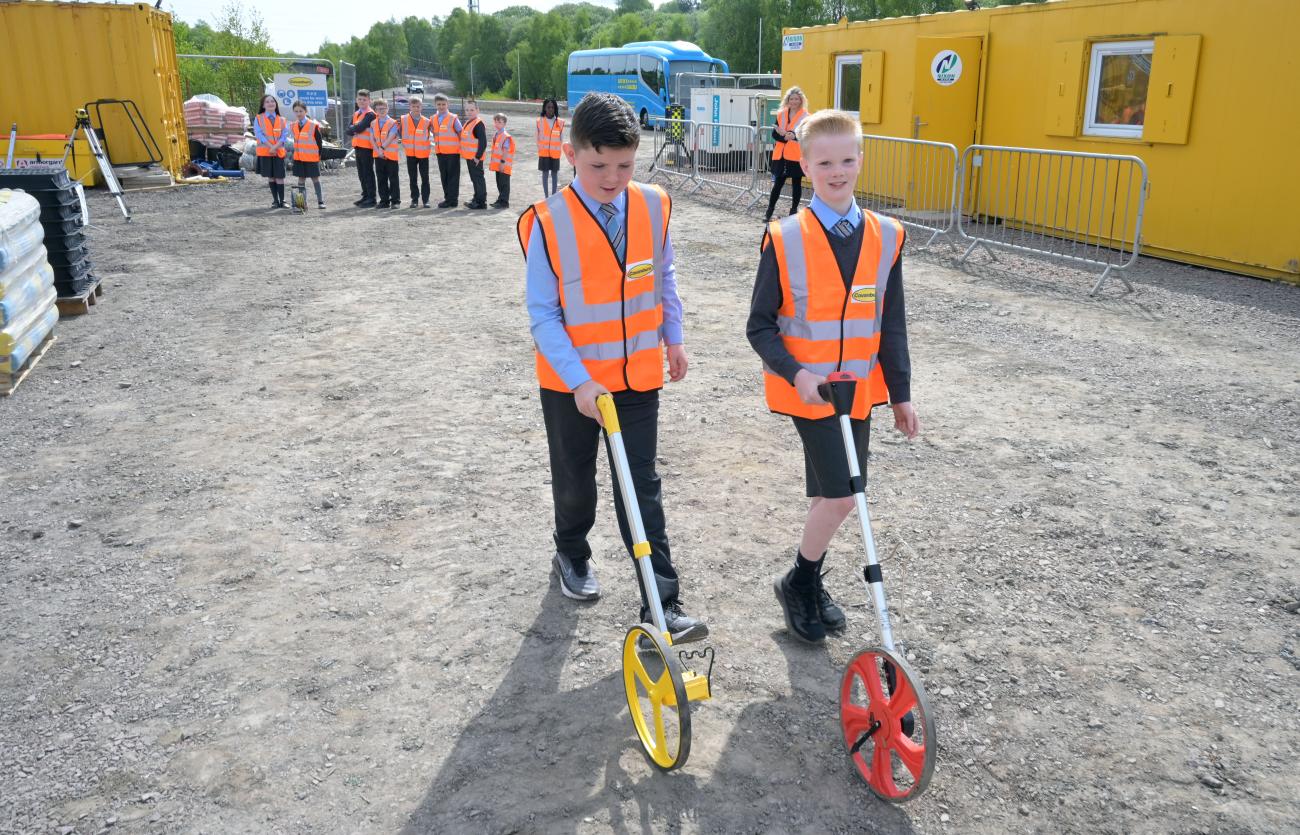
{"left": 0, "top": 188, "right": 59, "bottom": 384}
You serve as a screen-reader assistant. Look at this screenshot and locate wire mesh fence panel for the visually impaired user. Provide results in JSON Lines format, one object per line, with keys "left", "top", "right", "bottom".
{"left": 647, "top": 117, "right": 698, "bottom": 191}
{"left": 339, "top": 61, "right": 356, "bottom": 150}
{"left": 957, "top": 145, "right": 1148, "bottom": 294}
{"left": 858, "top": 135, "right": 960, "bottom": 249}
{"left": 690, "top": 122, "right": 759, "bottom": 206}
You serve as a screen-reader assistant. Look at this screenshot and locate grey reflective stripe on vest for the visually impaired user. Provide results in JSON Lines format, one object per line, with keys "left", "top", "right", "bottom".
{"left": 776, "top": 316, "right": 880, "bottom": 341}
{"left": 544, "top": 184, "right": 666, "bottom": 328}
{"left": 777, "top": 214, "right": 808, "bottom": 321}
{"left": 574, "top": 328, "right": 662, "bottom": 362}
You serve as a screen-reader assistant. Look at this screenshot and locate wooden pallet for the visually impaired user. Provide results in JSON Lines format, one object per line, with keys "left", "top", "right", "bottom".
{"left": 1, "top": 334, "right": 57, "bottom": 397}
{"left": 55, "top": 279, "right": 104, "bottom": 316}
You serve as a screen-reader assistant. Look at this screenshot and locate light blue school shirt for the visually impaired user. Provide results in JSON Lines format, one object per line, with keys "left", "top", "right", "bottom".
{"left": 808, "top": 194, "right": 862, "bottom": 234}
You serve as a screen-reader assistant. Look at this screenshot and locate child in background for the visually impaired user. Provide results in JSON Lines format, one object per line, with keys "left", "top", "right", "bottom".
{"left": 488, "top": 113, "right": 514, "bottom": 209}
{"left": 254, "top": 94, "right": 288, "bottom": 208}
{"left": 369, "top": 98, "right": 401, "bottom": 209}
{"left": 536, "top": 98, "right": 563, "bottom": 197}
{"left": 402, "top": 96, "right": 433, "bottom": 208}
{"left": 289, "top": 100, "right": 325, "bottom": 209}
{"left": 345, "top": 89, "right": 377, "bottom": 207}
{"left": 460, "top": 99, "right": 488, "bottom": 210}
{"left": 431, "top": 93, "right": 463, "bottom": 208}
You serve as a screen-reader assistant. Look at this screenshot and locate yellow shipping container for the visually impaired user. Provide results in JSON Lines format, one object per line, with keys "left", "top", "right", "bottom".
{"left": 0, "top": 0, "right": 189, "bottom": 179}
{"left": 781, "top": 0, "right": 1300, "bottom": 284}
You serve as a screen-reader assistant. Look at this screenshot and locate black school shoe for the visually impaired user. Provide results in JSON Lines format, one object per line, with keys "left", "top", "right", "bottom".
{"left": 436, "top": 200, "right": 454, "bottom": 208}
{"left": 774, "top": 568, "right": 826, "bottom": 643}
{"left": 375, "top": 201, "right": 390, "bottom": 209}
{"left": 356, "top": 198, "right": 376, "bottom": 208}
{"left": 816, "top": 568, "right": 847, "bottom": 632}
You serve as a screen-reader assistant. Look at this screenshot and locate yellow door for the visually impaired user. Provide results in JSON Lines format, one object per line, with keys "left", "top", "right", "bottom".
{"left": 912, "top": 36, "right": 983, "bottom": 146}
{"left": 911, "top": 36, "right": 983, "bottom": 214}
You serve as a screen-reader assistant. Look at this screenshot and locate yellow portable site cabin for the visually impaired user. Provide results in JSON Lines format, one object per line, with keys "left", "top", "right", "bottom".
{"left": 0, "top": 1, "right": 189, "bottom": 179}
{"left": 780, "top": 0, "right": 1300, "bottom": 284}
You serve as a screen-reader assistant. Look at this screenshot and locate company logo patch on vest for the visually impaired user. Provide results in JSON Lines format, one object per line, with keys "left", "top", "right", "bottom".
{"left": 626, "top": 260, "right": 654, "bottom": 281}
{"left": 931, "top": 50, "right": 962, "bottom": 87}
{"left": 851, "top": 285, "right": 877, "bottom": 304}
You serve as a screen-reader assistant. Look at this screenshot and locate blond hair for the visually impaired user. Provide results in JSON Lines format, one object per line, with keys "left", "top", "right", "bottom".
{"left": 795, "top": 108, "right": 862, "bottom": 146}
{"left": 408, "top": 95, "right": 422, "bottom": 106}
{"left": 372, "top": 97, "right": 388, "bottom": 109}
{"left": 780, "top": 86, "right": 807, "bottom": 110}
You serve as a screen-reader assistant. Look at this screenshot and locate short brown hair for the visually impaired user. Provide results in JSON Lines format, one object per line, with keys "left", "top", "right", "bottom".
{"left": 493, "top": 113, "right": 508, "bottom": 123}
{"left": 372, "top": 98, "right": 388, "bottom": 108}
{"left": 796, "top": 109, "right": 862, "bottom": 147}
{"left": 357, "top": 89, "right": 370, "bottom": 98}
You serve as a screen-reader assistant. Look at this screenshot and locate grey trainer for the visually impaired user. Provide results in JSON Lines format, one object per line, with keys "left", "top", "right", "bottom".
{"left": 553, "top": 553, "right": 600, "bottom": 601}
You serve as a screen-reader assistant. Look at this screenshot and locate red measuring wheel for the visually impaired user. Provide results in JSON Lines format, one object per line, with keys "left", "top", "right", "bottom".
{"left": 839, "top": 648, "right": 936, "bottom": 802}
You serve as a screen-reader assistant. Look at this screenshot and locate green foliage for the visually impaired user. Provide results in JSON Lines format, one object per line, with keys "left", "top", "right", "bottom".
{"left": 172, "top": 0, "right": 1052, "bottom": 105}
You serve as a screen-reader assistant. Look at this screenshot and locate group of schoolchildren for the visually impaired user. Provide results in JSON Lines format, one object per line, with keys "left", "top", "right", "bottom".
{"left": 252, "top": 90, "right": 572, "bottom": 213}
{"left": 522, "top": 91, "right": 920, "bottom": 646}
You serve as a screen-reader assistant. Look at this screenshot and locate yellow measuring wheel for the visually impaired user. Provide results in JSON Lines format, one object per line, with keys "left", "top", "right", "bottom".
{"left": 290, "top": 185, "right": 308, "bottom": 214}
{"left": 598, "top": 394, "right": 714, "bottom": 772}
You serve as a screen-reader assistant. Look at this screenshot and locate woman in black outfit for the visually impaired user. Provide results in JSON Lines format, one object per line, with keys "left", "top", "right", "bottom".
{"left": 764, "top": 87, "right": 809, "bottom": 223}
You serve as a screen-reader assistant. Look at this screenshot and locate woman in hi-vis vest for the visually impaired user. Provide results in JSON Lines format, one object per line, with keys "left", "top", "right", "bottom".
{"left": 536, "top": 98, "right": 564, "bottom": 197}
{"left": 763, "top": 87, "right": 809, "bottom": 223}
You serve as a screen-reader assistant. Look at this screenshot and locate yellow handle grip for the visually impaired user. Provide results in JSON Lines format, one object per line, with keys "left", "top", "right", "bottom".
{"left": 595, "top": 393, "right": 621, "bottom": 433}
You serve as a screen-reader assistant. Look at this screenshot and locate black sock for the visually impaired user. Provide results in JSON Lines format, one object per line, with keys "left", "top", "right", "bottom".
{"left": 270, "top": 182, "right": 278, "bottom": 202}
{"left": 792, "top": 550, "right": 823, "bottom": 587}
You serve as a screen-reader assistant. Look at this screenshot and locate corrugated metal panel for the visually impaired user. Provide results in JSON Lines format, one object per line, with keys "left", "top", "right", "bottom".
{"left": 0, "top": 1, "right": 189, "bottom": 177}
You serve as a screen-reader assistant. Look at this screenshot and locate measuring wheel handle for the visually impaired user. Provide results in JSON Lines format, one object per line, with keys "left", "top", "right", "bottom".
{"left": 817, "top": 371, "right": 859, "bottom": 415}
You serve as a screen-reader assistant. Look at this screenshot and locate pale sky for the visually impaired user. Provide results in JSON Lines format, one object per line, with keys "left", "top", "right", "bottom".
{"left": 165, "top": 1, "right": 596, "bottom": 57}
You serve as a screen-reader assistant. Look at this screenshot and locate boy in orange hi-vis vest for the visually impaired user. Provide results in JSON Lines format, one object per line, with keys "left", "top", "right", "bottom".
{"left": 747, "top": 109, "right": 920, "bottom": 644}
{"left": 488, "top": 112, "right": 514, "bottom": 209}
{"left": 517, "top": 93, "right": 706, "bottom": 644}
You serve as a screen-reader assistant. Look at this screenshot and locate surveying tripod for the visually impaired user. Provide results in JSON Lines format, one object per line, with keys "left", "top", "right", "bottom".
{"left": 62, "top": 109, "right": 131, "bottom": 222}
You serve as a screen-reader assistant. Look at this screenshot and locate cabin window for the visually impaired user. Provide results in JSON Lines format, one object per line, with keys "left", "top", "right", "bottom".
{"left": 1083, "top": 40, "right": 1153, "bottom": 138}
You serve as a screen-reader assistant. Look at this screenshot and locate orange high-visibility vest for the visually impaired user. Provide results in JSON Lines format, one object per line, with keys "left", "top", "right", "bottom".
{"left": 517, "top": 182, "right": 672, "bottom": 393}
{"left": 401, "top": 114, "right": 431, "bottom": 158}
{"left": 290, "top": 119, "right": 320, "bottom": 162}
{"left": 432, "top": 111, "right": 459, "bottom": 155}
{"left": 537, "top": 117, "right": 563, "bottom": 160}
{"left": 772, "top": 107, "right": 808, "bottom": 163}
{"left": 350, "top": 108, "right": 373, "bottom": 150}
{"left": 256, "top": 114, "right": 286, "bottom": 158}
{"left": 762, "top": 208, "right": 903, "bottom": 420}
{"left": 369, "top": 115, "right": 400, "bottom": 161}
{"left": 459, "top": 116, "right": 483, "bottom": 160}
{"left": 489, "top": 131, "right": 514, "bottom": 175}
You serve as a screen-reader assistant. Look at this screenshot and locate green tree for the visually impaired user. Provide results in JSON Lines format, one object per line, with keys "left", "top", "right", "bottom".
{"left": 402, "top": 16, "right": 439, "bottom": 64}
{"left": 617, "top": 0, "right": 655, "bottom": 13}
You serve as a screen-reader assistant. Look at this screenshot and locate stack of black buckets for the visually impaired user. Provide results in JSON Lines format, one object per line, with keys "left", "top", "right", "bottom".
{"left": 0, "top": 167, "right": 95, "bottom": 300}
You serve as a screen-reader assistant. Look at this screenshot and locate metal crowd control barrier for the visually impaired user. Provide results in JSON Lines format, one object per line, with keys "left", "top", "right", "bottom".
{"left": 956, "top": 145, "right": 1148, "bottom": 295}
{"left": 691, "top": 121, "right": 760, "bottom": 206}
{"left": 648, "top": 116, "right": 697, "bottom": 188}
{"left": 857, "top": 135, "right": 960, "bottom": 249}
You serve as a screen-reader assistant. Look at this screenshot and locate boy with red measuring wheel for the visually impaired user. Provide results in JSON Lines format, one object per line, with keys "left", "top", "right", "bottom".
{"left": 747, "top": 109, "right": 920, "bottom": 644}
{"left": 517, "top": 92, "right": 707, "bottom": 643}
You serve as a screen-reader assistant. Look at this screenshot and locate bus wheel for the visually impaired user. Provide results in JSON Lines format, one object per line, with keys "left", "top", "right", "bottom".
{"left": 640, "top": 108, "right": 649, "bottom": 129}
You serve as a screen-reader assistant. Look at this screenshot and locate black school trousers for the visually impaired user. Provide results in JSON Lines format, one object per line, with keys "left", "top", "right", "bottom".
{"left": 436, "top": 153, "right": 460, "bottom": 203}
{"left": 466, "top": 159, "right": 487, "bottom": 206}
{"left": 539, "top": 387, "right": 677, "bottom": 590}
{"left": 375, "top": 158, "right": 400, "bottom": 205}
{"left": 494, "top": 171, "right": 511, "bottom": 206}
{"left": 406, "top": 156, "right": 430, "bottom": 204}
{"left": 354, "top": 147, "right": 376, "bottom": 201}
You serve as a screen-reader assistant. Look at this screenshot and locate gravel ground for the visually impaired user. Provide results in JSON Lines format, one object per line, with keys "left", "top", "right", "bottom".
{"left": 1, "top": 130, "right": 1297, "bottom": 835}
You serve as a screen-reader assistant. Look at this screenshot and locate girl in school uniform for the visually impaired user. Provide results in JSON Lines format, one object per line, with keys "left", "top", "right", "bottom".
{"left": 254, "top": 94, "right": 289, "bottom": 208}
{"left": 763, "top": 87, "right": 809, "bottom": 223}
{"left": 289, "top": 100, "right": 326, "bottom": 209}
{"left": 536, "top": 98, "right": 564, "bottom": 197}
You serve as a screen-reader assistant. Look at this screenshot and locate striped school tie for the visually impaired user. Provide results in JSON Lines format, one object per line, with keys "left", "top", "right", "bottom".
{"left": 599, "top": 202, "right": 626, "bottom": 260}
{"left": 832, "top": 218, "right": 855, "bottom": 238}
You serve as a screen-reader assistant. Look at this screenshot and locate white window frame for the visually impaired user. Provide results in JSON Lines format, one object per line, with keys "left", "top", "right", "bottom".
{"left": 1083, "top": 40, "right": 1153, "bottom": 139}
{"left": 835, "top": 54, "right": 863, "bottom": 118}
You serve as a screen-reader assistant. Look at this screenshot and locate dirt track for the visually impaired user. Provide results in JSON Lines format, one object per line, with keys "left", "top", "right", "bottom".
{"left": 2, "top": 129, "right": 1298, "bottom": 835}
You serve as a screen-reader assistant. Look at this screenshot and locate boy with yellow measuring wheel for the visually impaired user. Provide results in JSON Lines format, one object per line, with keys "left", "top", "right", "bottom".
{"left": 517, "top": 92, "right": 706, "bottom": 644}
{"left": 747, "top": 109, "right": 920, "bottom": 644}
